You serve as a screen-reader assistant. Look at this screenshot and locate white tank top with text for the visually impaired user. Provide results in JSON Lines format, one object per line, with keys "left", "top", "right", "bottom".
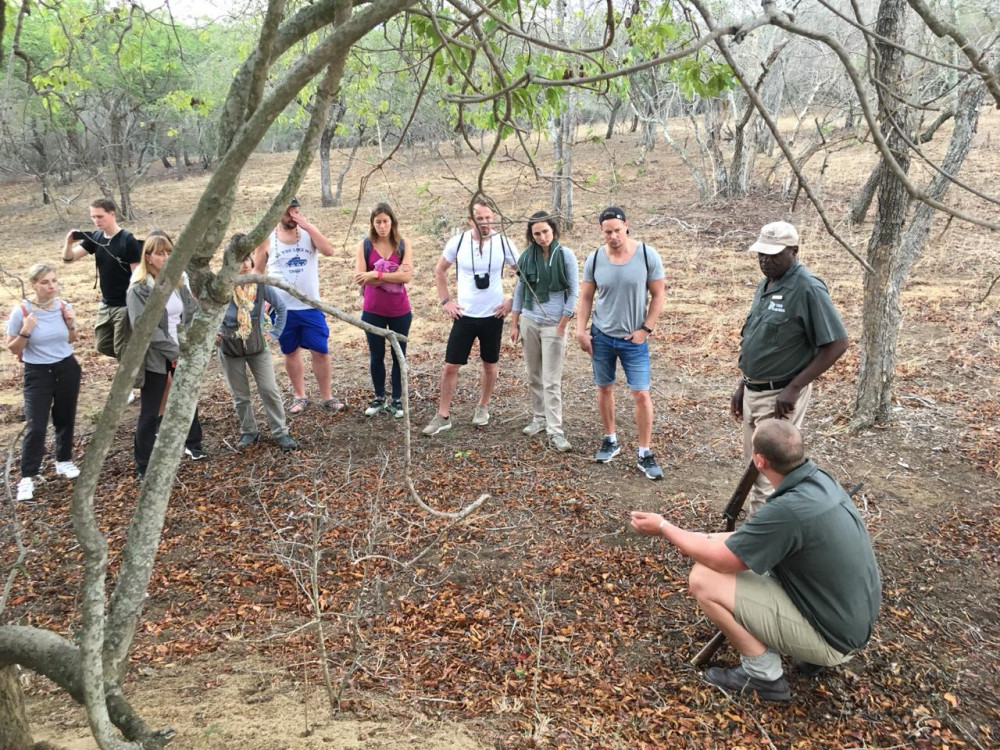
{"left": 267, "top": 230, "right": 319, "bottom": 311}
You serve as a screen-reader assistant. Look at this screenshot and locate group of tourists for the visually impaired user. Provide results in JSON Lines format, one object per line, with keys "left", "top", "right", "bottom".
{"left": 5, "top": 195, "right": 880, "bottom": 703}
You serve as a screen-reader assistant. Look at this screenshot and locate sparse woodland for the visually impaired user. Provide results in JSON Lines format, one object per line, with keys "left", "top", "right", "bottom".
{"left": 1, "top": 1, "right": 999, "bottom": 748}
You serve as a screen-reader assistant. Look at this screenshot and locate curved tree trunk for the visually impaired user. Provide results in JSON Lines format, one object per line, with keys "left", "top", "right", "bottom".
{"left": 0, "top": 0, "right": 414, "bottom": 745}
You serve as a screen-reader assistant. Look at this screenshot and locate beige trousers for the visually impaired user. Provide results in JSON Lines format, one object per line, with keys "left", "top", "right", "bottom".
{"left": 519, "top": 315, "right": 567, "bottom": 435}
{"left": 742, "top": 382, "right": 812, "bottom": 515}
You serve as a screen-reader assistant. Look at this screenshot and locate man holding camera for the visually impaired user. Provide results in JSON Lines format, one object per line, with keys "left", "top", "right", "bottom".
{"left": 63, "top": 198, "right": 143, "bottom": 359}
{"left": 423, "top": 199, "right": 518, "bottom": 435}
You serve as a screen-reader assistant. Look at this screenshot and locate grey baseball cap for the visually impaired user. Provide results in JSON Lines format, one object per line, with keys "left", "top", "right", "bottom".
{"left": 749, "top": 221, "right": 799, "bottom": 255}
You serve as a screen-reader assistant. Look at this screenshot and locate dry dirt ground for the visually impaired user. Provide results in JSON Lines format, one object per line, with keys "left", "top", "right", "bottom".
{"left": 1, "top": 112, "right": 999, "bottom": 749}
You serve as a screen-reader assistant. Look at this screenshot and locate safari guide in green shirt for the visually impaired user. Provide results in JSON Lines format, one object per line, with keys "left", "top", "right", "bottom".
{"left": 630, "top": 419, "right": 881, "bottom": 702}
{"left": 730, "top": 221, "right": 848, "bottom": 514}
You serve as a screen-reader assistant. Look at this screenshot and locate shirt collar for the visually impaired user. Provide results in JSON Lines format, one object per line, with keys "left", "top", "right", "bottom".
{"left": 763, "top": 259, "right": 802, "bottom": 292}
{"left": 770, "top": 458, "right": 818, "bottom": 500}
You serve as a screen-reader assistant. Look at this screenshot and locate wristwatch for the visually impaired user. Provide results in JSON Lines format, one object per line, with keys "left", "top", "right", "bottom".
{"left": 440, "top": 299, "right": 450, "bottom": 306}
{"left": 640, "top": 325, "right": 653, "bottom": 334}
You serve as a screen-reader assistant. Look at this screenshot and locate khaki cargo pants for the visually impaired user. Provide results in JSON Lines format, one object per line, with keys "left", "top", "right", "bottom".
{"left": 94, "top": 302, "right": 131, "bottom": 359}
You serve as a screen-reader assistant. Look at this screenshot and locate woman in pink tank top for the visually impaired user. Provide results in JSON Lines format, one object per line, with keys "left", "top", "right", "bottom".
{"left": 353, "top": 202, "right": 413, "bottom": 418}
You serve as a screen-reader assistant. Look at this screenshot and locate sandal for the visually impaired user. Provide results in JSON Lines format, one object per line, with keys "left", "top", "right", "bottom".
{"left": 289, "top": 396, "right": 310, "bottom": 415}
{"left": 322, "top": 397, "right": 346, "bottom": 413}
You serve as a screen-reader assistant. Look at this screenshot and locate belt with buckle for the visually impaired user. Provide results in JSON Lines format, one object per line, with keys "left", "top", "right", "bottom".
{"left": 743, "top": 375, "right": 796, "bottom": 392}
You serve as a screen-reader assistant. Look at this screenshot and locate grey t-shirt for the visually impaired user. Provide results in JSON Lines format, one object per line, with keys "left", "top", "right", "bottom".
{"left": 7, "top": 301, "right": 74, "bottom": 365}
{"left": 582, "top": 243, "right": 664, "bottom": 338}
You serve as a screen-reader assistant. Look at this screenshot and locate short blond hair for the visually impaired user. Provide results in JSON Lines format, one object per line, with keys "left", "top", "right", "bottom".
{"left": 27, "top": 263, "right": 56, "bottom": 284}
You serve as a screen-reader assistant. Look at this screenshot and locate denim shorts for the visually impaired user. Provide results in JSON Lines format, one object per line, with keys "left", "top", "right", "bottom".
{"left": 590, "top": 326, "right": 650, "bottom": 391}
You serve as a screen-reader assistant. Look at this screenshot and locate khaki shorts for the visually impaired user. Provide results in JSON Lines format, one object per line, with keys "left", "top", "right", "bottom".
{"left": 95, "top": 302, "right": 131, "bottom": 359}
{"left": 734, "top": 571, "right": 851, "bottom": 667}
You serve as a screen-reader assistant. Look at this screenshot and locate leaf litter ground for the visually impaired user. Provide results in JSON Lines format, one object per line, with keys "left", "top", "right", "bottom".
{"left": 2, "top": 128, "right": 1000, "bottom": 748}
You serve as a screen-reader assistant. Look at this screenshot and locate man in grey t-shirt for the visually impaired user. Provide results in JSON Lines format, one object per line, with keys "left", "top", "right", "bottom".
{"left": 630, "top": 420, "right": 881, "bottom": 702}
{"left": 575, "top": 207, "right": 666, "bottom": 479}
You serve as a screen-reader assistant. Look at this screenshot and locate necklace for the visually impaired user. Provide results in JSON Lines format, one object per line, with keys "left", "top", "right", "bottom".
{"left": 33, "top": 297, "right": 58, "bottom": 311}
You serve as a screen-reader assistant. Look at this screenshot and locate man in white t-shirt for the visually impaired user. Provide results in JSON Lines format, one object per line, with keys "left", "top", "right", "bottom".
{"left": 423, "top": 199, "right": 518, "bottom": 435}
{"left": 253, "top": 198, "right": 341, "bottom": 414}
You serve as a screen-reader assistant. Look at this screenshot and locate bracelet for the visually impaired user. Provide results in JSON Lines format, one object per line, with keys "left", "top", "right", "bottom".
{"left": 18, "top": 332, "right": 30, "bottom": 339}
{"left": 658, "top": 519, "right": 666, "bottom": 535}
{"left": 377, "top": 270, "right": 383, "bottom": 280}
{"left": 641, "top": 324, "right": 653, "bottom": 334}
{"left": 440, "top": 299, "right": 450, "bottom": 306}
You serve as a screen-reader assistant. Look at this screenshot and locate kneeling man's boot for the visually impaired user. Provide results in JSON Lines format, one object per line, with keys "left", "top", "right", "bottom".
{"left": 704, "top": 666, "right": 792, "bottom": 701}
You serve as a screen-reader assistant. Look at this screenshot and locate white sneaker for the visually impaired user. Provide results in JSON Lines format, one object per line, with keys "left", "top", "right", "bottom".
{"left": 127, "top": 389, "right": 138, "bottom": 405}
{"left": 16, "top": 477, "right": 34, "bottom": 501}
{"left": 522, "top": 419, "right": 546, "bottom": 436}
{"left": 55, "top": 461, "right": 81, "bottom": 479}
{"left": 471, "top": 405, "right": 490, "bottom": 426}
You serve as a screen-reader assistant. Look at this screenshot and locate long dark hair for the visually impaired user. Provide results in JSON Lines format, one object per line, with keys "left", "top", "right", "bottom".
{"left": 525, "top": 211, "right": 559, "bottom": 247}
{"left": 369, "top": 203, "right": 402, "bottom": 251}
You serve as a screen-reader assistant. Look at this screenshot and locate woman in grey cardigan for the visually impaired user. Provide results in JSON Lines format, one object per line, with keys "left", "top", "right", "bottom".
{"left": 127, "top": 231, "right": 205, "bottom": 479}
{"left": 217, "top": 255, "right": 297, "bottom": 451}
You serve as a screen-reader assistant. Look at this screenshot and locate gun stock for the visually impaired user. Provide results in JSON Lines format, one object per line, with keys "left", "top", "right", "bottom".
{"left": 722, "top": 460, "right": 759, "bottom": 532}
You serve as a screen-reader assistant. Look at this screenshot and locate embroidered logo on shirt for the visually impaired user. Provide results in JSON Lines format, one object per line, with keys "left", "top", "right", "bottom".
{"left": 767, "top": 300, "right": 786, "bottom": 313}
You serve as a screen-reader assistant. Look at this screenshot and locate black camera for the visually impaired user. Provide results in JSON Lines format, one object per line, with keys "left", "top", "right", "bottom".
{"left": 71, "top": 230, "right": 88, "bottom": 241}
{"left": 474, "top": 272, "right": 490, "bottom": 290}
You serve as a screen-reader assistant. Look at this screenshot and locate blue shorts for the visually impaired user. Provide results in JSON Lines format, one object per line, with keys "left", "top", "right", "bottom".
{"left": 590, "top": 326, "right": 650, "bottom": 391}
{"left": 279, "top": 308, "right": 330, "bottom": 355}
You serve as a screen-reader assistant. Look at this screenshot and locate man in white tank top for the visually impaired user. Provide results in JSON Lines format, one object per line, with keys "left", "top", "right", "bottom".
{"left": 253, "top": 198, "right": 341, "bottom": 414}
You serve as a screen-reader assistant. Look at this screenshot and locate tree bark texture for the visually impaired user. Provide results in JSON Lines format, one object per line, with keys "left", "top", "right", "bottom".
{"left": 604, "top": 97, "right": 621, "bottom": 139}
{"left": 850, "top": 159, "right": 885, "bottom": 225}
{"left": 0, "top": 665, "right": 33, "bottom": 750}
{"left": 852, "top": 0, "right": 912, "bottom": 429}
{"left": 319, "top": 99, "right": 346, "bottom": 206}
{"left": 853, "top": 73, "right": 986, "bottom": 429}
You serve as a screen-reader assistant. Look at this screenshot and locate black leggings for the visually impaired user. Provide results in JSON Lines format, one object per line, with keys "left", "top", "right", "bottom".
{"left": 135, "top": 360, "right": 202, "bottom": 473}
{"left": 21, "top": 356, "right": 81, "bottom": 477}
{"left": 361, "top": 310, "right": 412, "bottom": 401}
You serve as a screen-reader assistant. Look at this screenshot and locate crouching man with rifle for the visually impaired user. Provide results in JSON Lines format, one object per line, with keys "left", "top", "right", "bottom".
{"left": 630, "top": 419, "right": 881, "bottom": 701}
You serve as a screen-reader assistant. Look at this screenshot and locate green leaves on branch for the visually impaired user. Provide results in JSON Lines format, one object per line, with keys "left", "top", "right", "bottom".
{"left": 669, "top": 54, "right": 735, "bottom": 99}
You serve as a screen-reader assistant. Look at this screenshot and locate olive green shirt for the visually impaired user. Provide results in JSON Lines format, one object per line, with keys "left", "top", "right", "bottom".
{"left": 726, "top": 460, "right": 882, "bottom": 653}
{"left": 738, "top": 261, "right": 847, "bottom": 381}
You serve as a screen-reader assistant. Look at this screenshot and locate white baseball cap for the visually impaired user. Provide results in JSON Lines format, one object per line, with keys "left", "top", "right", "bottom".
{"left": 749, "top": 221, "right": 799, "bottom": 255}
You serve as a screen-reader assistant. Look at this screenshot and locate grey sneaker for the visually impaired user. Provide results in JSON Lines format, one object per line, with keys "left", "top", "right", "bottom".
{"left": 637, "top": 453, "right": 663, "bottom": 480}
{"left": 237, "top": 433, "right": 259, "bottom": 449}
{"left": 594, "top": 436, "right": 620, "bottom": 462}
{"left": 471, "top": 405, "right": 490, "bottom": 426}
{"left": 364, "top": 397, "right": 386, "bottom": 417}
{"left": 422, "top": 414, "right": 452, "bottom": 436}
{"left": 549, "top": 434, "right": 572, "bottom": 452}
{"left": 522, "top": 419, "right": 546, "bottom": 436}
{"left": 704, "top": 666, "right": 791, "bottom": 702}
{"left": 276, "top": 434, "right": 299, "bottom": 452}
